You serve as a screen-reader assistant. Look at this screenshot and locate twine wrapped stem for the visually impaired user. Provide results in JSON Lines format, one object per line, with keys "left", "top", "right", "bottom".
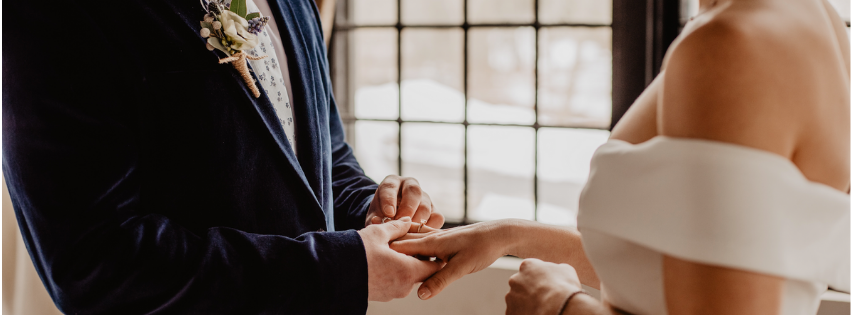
{"left": 219, "top": 52, "right": 268, "bottom": 98}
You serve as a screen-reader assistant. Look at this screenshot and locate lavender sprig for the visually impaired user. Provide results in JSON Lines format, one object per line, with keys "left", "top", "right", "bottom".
{"left": 248, "top": 17, "right": 269, "bottom": 34}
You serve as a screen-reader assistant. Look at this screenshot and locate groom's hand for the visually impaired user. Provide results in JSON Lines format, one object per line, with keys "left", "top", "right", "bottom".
{"left": 358, "top": 217, "right": 444, "bottom": 301}
{"left": 365, "top": 175, "right": 444, "bottom": 229}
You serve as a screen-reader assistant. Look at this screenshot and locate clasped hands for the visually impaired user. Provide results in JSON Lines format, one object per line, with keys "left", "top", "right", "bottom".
{"left": 359, "top": 176, "right": 585, "bottom": 315}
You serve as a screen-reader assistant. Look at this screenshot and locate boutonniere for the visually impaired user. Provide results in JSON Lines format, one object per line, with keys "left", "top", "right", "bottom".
{"left": 199, "top": 0, "right": 270, "bottom": 98}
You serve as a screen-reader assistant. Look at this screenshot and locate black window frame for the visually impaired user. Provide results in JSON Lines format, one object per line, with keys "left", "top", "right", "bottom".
{"left": 329, "top": 0, "right": 680, "bottom": 226}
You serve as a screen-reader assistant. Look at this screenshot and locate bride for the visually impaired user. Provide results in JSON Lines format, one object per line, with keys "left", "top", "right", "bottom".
{"left": 392, "top": 0, "right": 850, "bottom": 313}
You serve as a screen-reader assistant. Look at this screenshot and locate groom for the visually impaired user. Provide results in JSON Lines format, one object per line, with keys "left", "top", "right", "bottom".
{"left": 2, "top": 0, "right": 442, "bottom": 314}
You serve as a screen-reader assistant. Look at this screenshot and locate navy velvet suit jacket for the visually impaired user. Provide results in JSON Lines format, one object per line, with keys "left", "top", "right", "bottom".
{"left": 3, "top": 0, "right": 378, "bottom": 314}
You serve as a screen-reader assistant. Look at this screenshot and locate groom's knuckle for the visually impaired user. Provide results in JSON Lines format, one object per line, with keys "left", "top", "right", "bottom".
{"left": 379, "top": 181, "right": 398, "bottom": 191}
{"left": 404, "top": 183, "right": 422, "bottom": 195}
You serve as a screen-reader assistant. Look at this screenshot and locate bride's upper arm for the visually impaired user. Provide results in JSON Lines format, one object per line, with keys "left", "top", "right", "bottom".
{"left": 663, "top": 255, "right": 784, "bottom": 315}
{"left": 659, "top": 19, "right": 799, "bottom": 158}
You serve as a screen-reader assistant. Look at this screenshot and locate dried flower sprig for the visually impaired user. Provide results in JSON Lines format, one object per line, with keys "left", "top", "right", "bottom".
{"left": 199, "top": 0, "right": 269, "bottom": 97}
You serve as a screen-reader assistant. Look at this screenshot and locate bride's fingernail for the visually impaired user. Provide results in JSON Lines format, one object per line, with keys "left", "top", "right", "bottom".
{"left": 418, "top": 287, "right": 431, "bottom": 300}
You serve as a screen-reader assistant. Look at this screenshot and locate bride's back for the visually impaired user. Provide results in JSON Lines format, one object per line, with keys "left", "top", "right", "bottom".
{"left": 614, "top": 0, "right": 850, "bottom": 192}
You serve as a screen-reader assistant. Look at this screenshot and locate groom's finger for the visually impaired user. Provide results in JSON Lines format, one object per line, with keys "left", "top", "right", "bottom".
{"left": 417, "top": 258, "right": 468, "bottom": 300}
{"left": 425, "top": 211, "right": 445, "bottom": 229}
{"left": 406, "top": 256, "right": 444, "bottom": 283}
{"left": 395, "top": 179, "right": 423, "bottom": 219}
{"left": 378, "top": 176, "right": 401, "bottom": 217}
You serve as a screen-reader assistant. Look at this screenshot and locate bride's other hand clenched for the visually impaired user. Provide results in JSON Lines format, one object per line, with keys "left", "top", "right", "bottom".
{"left": 505, "top": 258, "right": 583, "bottom": 315}
{"left": 389, "top": 220, "right": 516, "bottom": 300}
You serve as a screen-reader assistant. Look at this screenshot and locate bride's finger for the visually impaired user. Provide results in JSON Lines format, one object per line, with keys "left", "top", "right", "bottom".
{"left": 417, "top": 257, "right": 469, "bottom": 300}
{"left": 390, "top": 237, "right": 442, "bottom": 257}
{"left": 395, "top": 232, "right": 431, "bottom": 241}
{"left": 406, "top": 222, "right": 440, "bottom": 234}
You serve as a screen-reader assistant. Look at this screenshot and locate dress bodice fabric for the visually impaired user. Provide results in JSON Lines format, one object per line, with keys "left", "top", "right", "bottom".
{"left": 578, "top": 137, "right": 849, "bottom": 315}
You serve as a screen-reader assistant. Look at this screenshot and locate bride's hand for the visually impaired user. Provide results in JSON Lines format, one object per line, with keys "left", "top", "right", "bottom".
{"left": 506, "top": 258, "right": 583, "bottom": 315}
{"left": 389, "top": 219, "right": 518, "bottom": 300}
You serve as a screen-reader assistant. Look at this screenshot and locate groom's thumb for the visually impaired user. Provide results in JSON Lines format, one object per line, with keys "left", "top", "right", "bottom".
{"left": 379, "top": 216, "right": 412, "bottom": 241}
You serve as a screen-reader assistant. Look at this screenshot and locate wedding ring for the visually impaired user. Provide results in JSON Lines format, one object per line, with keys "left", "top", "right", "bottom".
{"left": 417, "top": 223, "right": 424, "bottom": 233}
{"left": 382, "top": 217, "right": 392, "bottom": 223}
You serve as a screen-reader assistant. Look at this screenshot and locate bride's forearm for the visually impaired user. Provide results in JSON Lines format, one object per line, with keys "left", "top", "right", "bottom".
{"left": 500, "top": 219, "right": 600, "bottom": 289}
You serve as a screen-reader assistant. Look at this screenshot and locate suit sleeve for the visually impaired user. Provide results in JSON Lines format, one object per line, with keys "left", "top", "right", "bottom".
{"left": 328, "top": 93, "right": 380, "bottom": 231}
{"left": 2, "top": 2, "right": 367, "bottom": 314}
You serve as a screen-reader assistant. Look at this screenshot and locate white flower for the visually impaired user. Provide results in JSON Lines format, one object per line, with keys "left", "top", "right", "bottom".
{"left": 200, "top": 28, "right": 211, "bottom": 38}
{"left": 207, "top": 37, "right": 230, "bottom": 55}
{"left": 204, "top": 14, "right": 214, "bottom": 23}
{"left": 212, "top": 21, "right": 222, "bottom": 30}
{"left": 218, "top": 11, "right": 258, "bottom": 51}
{"left": 206, "top": 42, "right": 215, "bottom": 51}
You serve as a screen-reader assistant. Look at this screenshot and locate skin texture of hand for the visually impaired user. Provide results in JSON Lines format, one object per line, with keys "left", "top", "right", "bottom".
{"left": 365, "top": 175, "right": 445, "bottom": 229}
{"left": 505, "top": 258, "right": 583, "bottom": 315}
{"left": 390, "top": 220, "right": 512, "bottom": 300}
{"left": 357, "top": 217, "right": 444, "bottom": 302}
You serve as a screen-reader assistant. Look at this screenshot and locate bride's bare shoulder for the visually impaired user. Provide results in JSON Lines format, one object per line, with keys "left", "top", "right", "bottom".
{"left": 660, "top": 2, "right": 847, "bottom": 157}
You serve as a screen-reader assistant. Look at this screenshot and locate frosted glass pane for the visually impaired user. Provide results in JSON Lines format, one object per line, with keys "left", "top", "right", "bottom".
{"left": 468, "top": 126, "right": 535, "bottom": 221}
{"left": 538, "top": 27, "right": 612, "bottom": 128}
{"left": 536, "top": 128, "right": 609, "bottom": 226}
{"left": 401, "top": 28, "right": 465, "bottom": 122}
{"left": 351, "top": 0, "right": 397, "bottom": 25}
{"left": 468, "top": 0, "right": 534, "bottom": 24}
{"left": 402, "top": 0, "right": 464, "bottom": 25}
{"left": 539, "top": 0, "right": 612, "bottom": 25}
{"left": 402, "top": 123, "right": 465, "bottom": 221}
{"left": 352, "top": 28, "right": 399, "bottom": 120}
{"left": 355, "top": 121, "right": 399, "bottom": 182}
{"left": 468, "top": 28, "right": 536, "bottom": 125}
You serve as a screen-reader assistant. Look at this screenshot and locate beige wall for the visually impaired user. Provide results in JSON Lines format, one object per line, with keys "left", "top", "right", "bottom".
{"left": 2, "top": 174, "right": 64, "bottom": 315}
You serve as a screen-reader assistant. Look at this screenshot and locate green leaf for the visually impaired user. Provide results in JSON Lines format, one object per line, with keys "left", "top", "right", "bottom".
{"left": 245, "top": 12, "right": 260, "bottom": 20}
{"left": 229, "top": 0, "right": 247, "bottom": 18}
{"left": 200, "top": 21, "right": 213, "bottom": 29}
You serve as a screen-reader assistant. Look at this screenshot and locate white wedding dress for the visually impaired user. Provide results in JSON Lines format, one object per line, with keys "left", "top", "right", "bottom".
{"left": 577, "top": 137, "right": 849, "bottom": 315}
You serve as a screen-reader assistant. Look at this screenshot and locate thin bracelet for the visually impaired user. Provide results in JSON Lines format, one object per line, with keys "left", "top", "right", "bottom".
{"left": 557, "top": 290, "right": 588, "bottom": 315}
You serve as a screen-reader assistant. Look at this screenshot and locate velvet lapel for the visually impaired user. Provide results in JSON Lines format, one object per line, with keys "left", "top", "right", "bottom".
{"left": 169, "top": 0, "right": 322, "bottom": 210}
{"left": 266, "top": 0, "right": 327, "bottom": 209}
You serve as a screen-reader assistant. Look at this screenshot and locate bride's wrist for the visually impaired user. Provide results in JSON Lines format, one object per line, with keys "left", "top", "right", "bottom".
{"left": 497, "top": 219, "right": 528, "bottom": 257}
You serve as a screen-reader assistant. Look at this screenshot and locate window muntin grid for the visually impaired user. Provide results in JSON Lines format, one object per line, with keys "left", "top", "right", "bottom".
{"left": 336, "top": 0, "right": 613, "bottom": 225}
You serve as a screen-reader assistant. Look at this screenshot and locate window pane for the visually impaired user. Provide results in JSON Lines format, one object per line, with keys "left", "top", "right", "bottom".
{"left": 468, "top": 126, "right": 535, "bottom": 221}
{"left": 539, "top": 0, "right": 612, "bottom": 25}
{"left": 468, "top": 28, "right": 536, "bottom": 125}
{"left": 402, "top": 0, "right": 464, "bottom": 25}
{"left": 355, "top": 121, "right": 399, "bottom": 182}
{"left": 827, "top": 0, "right": 850, "bottom": 22}
{"left": 350, "top": 0, "right": 397, "bottom": 25}
{"left": 538, "top": 27, "right": 612, "bottom": 128}
{"left": 401, "top": 28, "right": 465, "bottom": 122}
{"left": 468, "top": 0, "right": 534, "bottom": 24}
{"left": 402, "top": 123, "right": 465, "bottom": 221}
{"left": 537, "top": 128, "right": 609, "bottom": 226}
{"left": 352, "top": 28, "right": 399, "bottom": 120}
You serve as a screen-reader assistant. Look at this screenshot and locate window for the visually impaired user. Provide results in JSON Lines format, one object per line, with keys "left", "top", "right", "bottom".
{"left": 331, "top": 0, "right": 612, "bottom": 227}
{"left": 331, "top": 0, "right": 850, "bottom": 227}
